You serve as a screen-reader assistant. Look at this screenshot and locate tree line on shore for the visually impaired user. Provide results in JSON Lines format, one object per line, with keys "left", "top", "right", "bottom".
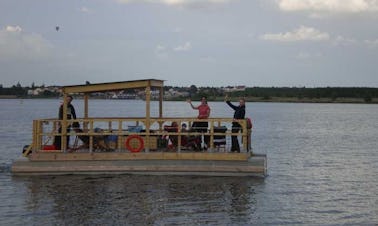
{"left": 1, "top": 83, "right": 377, "bottom": 103}
{"left": 170, "top": 86, "right": 378, "bottom": 103}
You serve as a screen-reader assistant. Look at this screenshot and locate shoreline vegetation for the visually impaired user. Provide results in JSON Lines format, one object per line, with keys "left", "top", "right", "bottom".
{"left": 1, "top": 95, "right": 377, "bottom": 104}
{"left": 1, "top": 83, "right": 378, "bottom": 103}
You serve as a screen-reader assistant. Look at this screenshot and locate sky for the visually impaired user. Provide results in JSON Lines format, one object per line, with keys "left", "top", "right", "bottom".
{"left": 1, "top": 0, "right": 378, "bottom": 88}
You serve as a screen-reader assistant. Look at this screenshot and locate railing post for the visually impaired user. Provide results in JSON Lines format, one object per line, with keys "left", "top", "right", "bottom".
{"left": 248, "top": 128, "right": 252, "bottom": 153}
{"left": 61, "top": 93, "right": 68, "bottom": 152}
{"left": 209, "top": 120, "right": 214, "bottom": 151}
{"left": 84, "top": 94, "right": 89, "bottom": 130}
{"left": 145, "top": 86, "right": 151, "bottom": 152}
{"left": 89, "top": 120, "right": 93, "bottom": 153}
{"left": 33, "top": 120, "right": 38, "bottom": 153}
{"left": 36, "top": 120, "right": 40, "bottom": 151}
{"left": 118, "top": 119, "right": 122, "bottom": 152}
{"left": 242, "top": 119, "right": 247, "bottom": 152}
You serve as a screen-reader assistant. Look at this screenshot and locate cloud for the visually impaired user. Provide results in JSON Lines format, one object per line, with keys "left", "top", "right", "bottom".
{"left": 200, "top": 56, "right": 216, "bottom": 63}
{"left": 156, "top": 44, "right": 166, "bottom": 51}
{"left": 333, "top": 35, "right": 358, "bottom": 46}
{"left": 278, "top": 0, "right": 378, "bottom": 13}
{"left": 0, "top": 25, "right": 53, "bottom": 61}
{"left": 116, "top": 0, "right": 232, "bottom": 8}
{"left": 155, "top": 44, "right": 168, "bottom": 58}
{"left": 260, "top": 26, "right": 330, "bottom": 42}
{"left": 364, "top": 39, "right": 378, "bottom": 47}
{"left": 79, "top": 7, "right": 93, "bottom": 13}
{"left": 5, "top": 25, "right": 22, "bottom": 32}
{"left": 296, "top": 51, "right": 323, "bottom": 59}
{"left": 173, "top": 27, "right": 183, "bottom": 33}
{"left": 173, "top": 42, "right": 192, "bottom": 51}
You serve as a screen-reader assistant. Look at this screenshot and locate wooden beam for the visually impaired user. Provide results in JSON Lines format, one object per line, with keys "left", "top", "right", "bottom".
{"left": 84, "top": 94, "right": 89, "bottom": 130}
{"left": 62, "top": 79, "right": 164, "bottom": 94}
{"left": 62, "top": 93, "right": 67, "bottom": 151}
{"left": 159, "top": 86, "right": 163, "bottom": 118}
{"left": 12, "top": 164, "right": 265, "bottom": 174}
{"left": 12, "top": 158, "right": 266, "bottom": 176}
{"left": 145, "top": 85, "right": 151, "bottom": 152}
{"left": 30, "top": 152, "right": 252, "bottom": 161}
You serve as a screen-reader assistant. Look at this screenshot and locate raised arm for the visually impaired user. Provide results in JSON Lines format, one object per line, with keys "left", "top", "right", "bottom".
{"left": 226, "top": 101, "right": 237, "bottom": 110}
{"left": 225, "top": 94, "right": 237, "bottom": 110}
{"left": 187, "top": 99, "right": 198, "bottom": 110}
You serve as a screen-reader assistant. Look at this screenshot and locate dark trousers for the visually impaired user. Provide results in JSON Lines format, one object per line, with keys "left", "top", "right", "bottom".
{"left": 192, "top": 121, "right": 209, "bottom": 147}
{"left": 53, "top": 126, "right": 71, "bottom": 149}
{"left": 231, "top": 122, "right": 241, "bottom": 152}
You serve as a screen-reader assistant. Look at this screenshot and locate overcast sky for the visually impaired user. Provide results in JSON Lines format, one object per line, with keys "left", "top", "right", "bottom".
{"left": 1, "top": 0, "right": 378, "bottom": 87}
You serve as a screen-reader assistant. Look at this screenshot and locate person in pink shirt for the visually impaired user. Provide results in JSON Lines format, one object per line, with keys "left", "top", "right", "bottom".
{"left": 187, "top": 96, "right": 211, "bottom": 150}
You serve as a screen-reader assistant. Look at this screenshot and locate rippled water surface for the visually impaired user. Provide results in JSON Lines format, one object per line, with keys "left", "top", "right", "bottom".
{"left": 1, "top": 99, "right": 377, "bottom": 225}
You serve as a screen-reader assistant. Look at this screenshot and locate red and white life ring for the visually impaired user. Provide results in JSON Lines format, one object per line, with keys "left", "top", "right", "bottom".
{"left": 125, "top": 135, "right": 144, "bottom": 152}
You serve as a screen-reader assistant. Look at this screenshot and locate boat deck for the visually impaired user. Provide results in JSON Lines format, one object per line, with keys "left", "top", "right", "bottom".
{"left": 12, "top": 152, "right": 267, "bottom": 177}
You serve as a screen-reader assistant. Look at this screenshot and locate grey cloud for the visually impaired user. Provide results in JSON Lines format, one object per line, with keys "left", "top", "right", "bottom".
{"left": 0, "top": 26, "right": 53, "bottom": 61}
{"left": 278, "top": 0, "right": 378, "bottom": 13}
{"left": 261, "top": 26, "right": 330, "bottom": 42}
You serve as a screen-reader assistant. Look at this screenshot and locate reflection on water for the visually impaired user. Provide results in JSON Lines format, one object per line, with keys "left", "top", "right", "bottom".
{"left": 13, "top": 175, "right": 261, "bottom": 225}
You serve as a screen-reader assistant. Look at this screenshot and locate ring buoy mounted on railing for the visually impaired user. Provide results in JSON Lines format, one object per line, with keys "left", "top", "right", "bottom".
{"left": 125, "top": 135, "right": 144, "bottom": 152}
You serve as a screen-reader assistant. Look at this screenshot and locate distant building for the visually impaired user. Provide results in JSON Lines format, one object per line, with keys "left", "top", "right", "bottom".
{"left": 27, "top": 86, "right": 61, "bottom": 96}
{"left": 164, "top": 88, "right": 190, "bottom": 99}
{"left": 223, "top": 86, "right": 246, "bottom": 92}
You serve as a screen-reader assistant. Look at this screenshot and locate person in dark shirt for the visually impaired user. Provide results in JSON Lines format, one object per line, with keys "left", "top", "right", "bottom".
{"left": 54, "top": 95, "right": 77, "bottom": 149}
{"left": 225, "top": 95, "right": 245, "bottom": 152}
{"left": 59, "top": 95, "right": 77, "bottom": 120}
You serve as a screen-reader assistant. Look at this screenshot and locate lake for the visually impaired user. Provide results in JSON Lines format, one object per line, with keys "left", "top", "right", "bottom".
{"left": 0, "top": 99, "right": 377, "bottom": 225}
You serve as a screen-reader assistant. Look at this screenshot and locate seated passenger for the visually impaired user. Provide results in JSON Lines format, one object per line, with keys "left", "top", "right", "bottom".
{"left": 181, "top": 123, "right": 188, "bottom": 147}
{"left": 163, "top": 122, "right": 179, "bottom": 149}
{"left": 93, "top": 127, "right": 114, "bottom": 151}
{"left": 70, "top": 124, "right": 113, "bottom": 152}
{"left": 70, "top": 122, "right": 89, "bottom": 151}
{"left": 181, "top": 123, "right": 201, "bottom": 151}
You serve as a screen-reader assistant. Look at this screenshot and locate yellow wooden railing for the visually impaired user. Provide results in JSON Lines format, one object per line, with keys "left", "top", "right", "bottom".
{"left": 29, "top": 117, "right": 252, "bottom": 154}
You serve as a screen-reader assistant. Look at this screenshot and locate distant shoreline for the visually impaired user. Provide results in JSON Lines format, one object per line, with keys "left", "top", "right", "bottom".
{"left": 227, "top": 96, "right": 378, "bottom": 104}
{"left": 1, "top": 95, "right": 377, "bottom": 104}
{"left": 0, "top": 95, "right": 18, "bottom": 99}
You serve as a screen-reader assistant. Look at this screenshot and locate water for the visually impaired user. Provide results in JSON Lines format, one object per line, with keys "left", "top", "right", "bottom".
{"left": 1, "top": 99, "right": 377, "bottom": 225}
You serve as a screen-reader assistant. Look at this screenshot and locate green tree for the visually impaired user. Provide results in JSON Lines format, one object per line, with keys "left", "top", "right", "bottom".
{"left": 190, "top": 85, "right": 198, "bottom": 95}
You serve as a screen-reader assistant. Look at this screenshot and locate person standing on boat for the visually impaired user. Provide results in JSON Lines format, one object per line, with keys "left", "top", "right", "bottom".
{"left": 54, "top": 95, "right": 77, "bottom": 149}
{"left": 187, "top": 96, "right": 211, "bottom": 150}
{"left": 225, "top": 95, "right": 245, "bottom": 152}
{"left": 59, "top": 95, "right": 77, "bottom": 121}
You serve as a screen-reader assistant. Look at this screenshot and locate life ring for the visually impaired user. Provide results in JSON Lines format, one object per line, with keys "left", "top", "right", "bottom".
{"left": 125, "top": 135, "right": 144, "bottom": 152}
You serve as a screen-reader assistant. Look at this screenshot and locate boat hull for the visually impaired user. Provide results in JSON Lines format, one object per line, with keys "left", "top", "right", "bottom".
{"left": 11, "top": 153, "right": 267, "bottom": 177}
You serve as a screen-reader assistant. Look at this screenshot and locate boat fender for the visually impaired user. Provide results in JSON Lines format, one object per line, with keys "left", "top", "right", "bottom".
{"left": 246, "top": 117, "right": 253, "bottom": 129}
{"left": 125, "top": 135, "right": 144, "bottom": 152}
{"left": 22, "top": 145, "right": 32, "bottom": 156}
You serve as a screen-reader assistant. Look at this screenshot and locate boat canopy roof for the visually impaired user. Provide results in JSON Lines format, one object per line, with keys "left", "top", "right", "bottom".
{"left": 61, "top": 79, "right": 164, "bottom": 94}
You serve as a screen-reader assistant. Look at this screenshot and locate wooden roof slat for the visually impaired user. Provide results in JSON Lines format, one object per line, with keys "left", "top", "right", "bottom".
{"left": 62, "top": 79, "right": 164, "bottom": 94}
